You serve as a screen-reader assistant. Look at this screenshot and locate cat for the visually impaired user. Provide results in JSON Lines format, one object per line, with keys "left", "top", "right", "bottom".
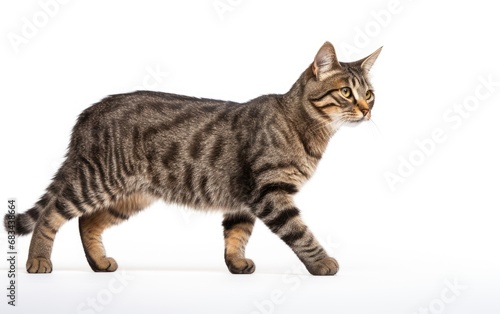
{"left": 4, "top": 41, "right": 381, "bottom": 275}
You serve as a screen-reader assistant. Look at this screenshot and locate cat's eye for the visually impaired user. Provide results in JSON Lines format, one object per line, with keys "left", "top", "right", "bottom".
{"left": 340, "top": 87, "right": 352, "bottom": 98}
{"left": 365, "top": 90, "right": 373, "bottom": 100}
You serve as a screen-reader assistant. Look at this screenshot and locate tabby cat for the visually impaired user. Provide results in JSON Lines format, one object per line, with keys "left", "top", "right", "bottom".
{"left": 4, "top": 42, "right": 381, "bottom": 275}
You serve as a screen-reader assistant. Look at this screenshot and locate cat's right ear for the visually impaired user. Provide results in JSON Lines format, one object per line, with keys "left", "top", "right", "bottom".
{"left": 313, "top": 41, "right": 341, "bottom": 81}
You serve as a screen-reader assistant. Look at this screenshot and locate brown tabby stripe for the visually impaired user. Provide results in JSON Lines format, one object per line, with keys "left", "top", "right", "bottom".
{"left": 314, "top": 93, "right": 344, "bottom": 109}
{"left": 132, "top": 126, "right": 143, "bottom": 160}
{"left": 61, "top": 186, "right": 86, "bottom": 214}
{"left": 222, "top": 214, "right": 254, "bottom": 231}
{"left": 305, "top": 246, "right": 326, "bottom": 260}
{"left": 105, "top": 128, "right": 124, "bottom": 190}
{"left": 110, "top": 126, "right": 128, "bottom": 183}
{"left": 264, "top": 207, "right": 300, "bottom": 233}
{"left": 142, "top": 111, "right": 195, "bottom": 141}
{"left": 26, "top": 207, "right": 40, "bottom": 221}
{"left": 78, "top": 167, "right": 96, "bottom": 206}
{"left": 117, "top": 135, "right": 133, "bottom": 176}
{"left": 14, "top": 216, "right": 31, "bottom": 235}
{"left": 108, "top": 208, "right": 129, "bottom": 220}
{"left": 90, "top": 149, "right": 115, "bottom": 200}
{"left": 230, "top": 113, "right": 241, "bottom": 131}
{"left": 39, "top": 229, "right": 55, "bottom": 241}
{"left": 54, "top": 199, "right": 74, "bottom": 220}
{"left": 253, "top": 162, "right": 308, "bottom": 179}
{"left": 41, "top": 218, "right": 57, "bottom": 234}
{"left": 199, "top": 175, "right": 212, "bottom": 204}
{"left": 308, "top": 100, "right": 332, "bottom": 121}
{"left": 209, "top": 136, "right": 224, "bottom": 166}
{"left": 183, "top": 163, "right": 195, "bottom": 192}
{"left": 257, "top": 202, "right": 273, "bottom": 219}
{"left": 189, "top": 131, "right": 204, "bottom": 159}
{"left": 83, "top": 163, "right": 106, "bottom": 205}
{"left": 297, "top": 127, "right": 322, "bottom": 159}
{"left": 201, "top": 105, "right": 218, "bottom": 113}
{"left": 162, "top": 141, "right": 180, "bottom": 169}
{"left": 37, "top": 194, "right": 50, "bottom": 208}
{"left": 252, "top": 182, "right": 298, "bottom": 206}
{"left": 280, "top": 228, "right": 307, "bottom": 246}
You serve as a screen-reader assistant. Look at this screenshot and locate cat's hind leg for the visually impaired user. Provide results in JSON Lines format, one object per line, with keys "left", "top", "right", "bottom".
{"left": 26, "top": 183, "right": 91, "bottom": 273}
{"left": 26, "top": 206, "right": 69, "bottom": 273}
{"left": 222, "top": 211, "right": 256, "bottom": 274}
{"left": 79, "top": 193, "right": 153, "bottom": 272}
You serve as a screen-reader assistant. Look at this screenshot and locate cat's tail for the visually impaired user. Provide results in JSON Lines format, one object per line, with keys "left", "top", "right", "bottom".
{"left": 3, "top": 183, "right": 58, "bottom": 236}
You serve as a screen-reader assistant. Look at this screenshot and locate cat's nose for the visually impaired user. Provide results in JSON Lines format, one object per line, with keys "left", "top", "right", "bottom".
{"left": 361, "top": 108, "right": 371, "bottom": 120}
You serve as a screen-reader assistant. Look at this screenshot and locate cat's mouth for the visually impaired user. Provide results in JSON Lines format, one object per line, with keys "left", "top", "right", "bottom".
{"left": 340, "top": 112, "right": 370, "bottom": 128}
{"left": 348, "top": 111, "right": 371, "bottom": 123}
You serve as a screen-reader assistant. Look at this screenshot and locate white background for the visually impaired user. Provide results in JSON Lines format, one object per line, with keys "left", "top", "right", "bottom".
{"left": 1, "top": 1, "right": 499, "bottom": 313}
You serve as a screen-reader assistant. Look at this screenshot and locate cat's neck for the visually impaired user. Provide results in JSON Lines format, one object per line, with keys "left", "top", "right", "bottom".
{"left": 278, "top": 66, "right": 334, "bottom": 159}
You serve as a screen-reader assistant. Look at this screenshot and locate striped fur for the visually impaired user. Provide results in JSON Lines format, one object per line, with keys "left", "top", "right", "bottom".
{"left": 3, "top": 42, "right": 381, "bottom": 275}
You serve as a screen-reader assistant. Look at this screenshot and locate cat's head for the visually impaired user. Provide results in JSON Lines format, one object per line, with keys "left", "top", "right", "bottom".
{"left": 307, "top": 42, "right": 382, "bottom": 125}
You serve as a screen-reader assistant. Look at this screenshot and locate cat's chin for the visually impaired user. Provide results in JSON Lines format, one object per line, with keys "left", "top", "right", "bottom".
{"left": 343, "top": 120, "right": 364, "bottom": 128}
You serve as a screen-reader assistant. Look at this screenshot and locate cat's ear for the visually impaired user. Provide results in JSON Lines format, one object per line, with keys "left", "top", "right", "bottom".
{"left": 354, "top": 47, "right": 383, "bottom": 72}
{"left": 313, "top": 41, "right": 341, "bottom": 80}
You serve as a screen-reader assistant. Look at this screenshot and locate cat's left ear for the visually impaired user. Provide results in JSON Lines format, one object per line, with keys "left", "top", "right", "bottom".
{"left": 313, "top": 41, "right": 342, "bottom": 80}
{"left": 353, "top": 47, "right": 383, "bottom": 72}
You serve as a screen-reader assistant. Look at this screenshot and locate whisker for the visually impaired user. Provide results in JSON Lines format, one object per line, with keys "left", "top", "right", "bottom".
{"left": 307, "top": 112, "right": 351, "bottom": 134}
{"left": 368, "top": 118, "right": 383, "bottom": 138}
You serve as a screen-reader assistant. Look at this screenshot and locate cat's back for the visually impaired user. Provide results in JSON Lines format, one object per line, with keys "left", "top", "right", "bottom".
{"left": 73, "top": 90, "right": 286, "bottom": 138}
{"left": 68, "top": 90, "right": 284, "bottom": 161}
{"left": 75, "top": 90, "right": 238, "bottom": 127}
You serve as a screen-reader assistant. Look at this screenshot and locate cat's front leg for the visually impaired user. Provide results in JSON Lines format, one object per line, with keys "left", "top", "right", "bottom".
{"left": 252, "top": 194, "right": 338, "bottom": 276}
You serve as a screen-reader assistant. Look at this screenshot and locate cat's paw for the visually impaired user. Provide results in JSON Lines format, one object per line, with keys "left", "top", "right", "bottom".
{"left": 89, "top": 257, "right": 118, "bottom": 272}
{"left": 27, "top": 257, "right": 53, "bottom": 273}
{"left": 226, "top": 258, "right": 256, "bottom": 274}
{"left": 306, "top": 257, "right": 339, "bottom": 276}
